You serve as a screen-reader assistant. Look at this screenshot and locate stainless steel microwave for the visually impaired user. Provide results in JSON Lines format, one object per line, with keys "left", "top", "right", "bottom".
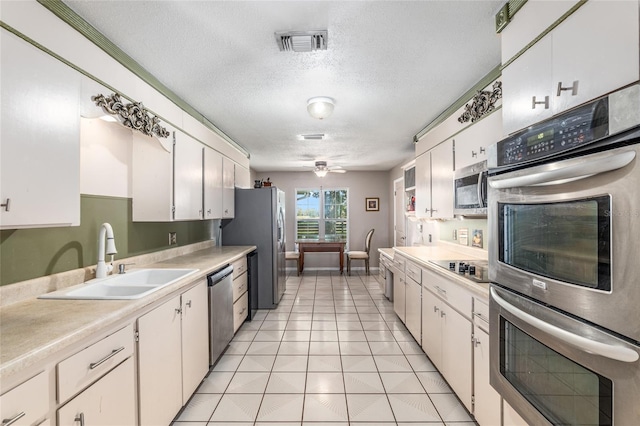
{"left": 453, "top": 160, "right": 487, "bottom": 216}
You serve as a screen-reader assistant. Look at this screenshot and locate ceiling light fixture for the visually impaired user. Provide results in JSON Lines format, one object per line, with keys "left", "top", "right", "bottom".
{"left": 307, "top": 97, "right": 335, "bottom": 120}
{"left": 314, "top": 169, "right": 328, "bottom": 178}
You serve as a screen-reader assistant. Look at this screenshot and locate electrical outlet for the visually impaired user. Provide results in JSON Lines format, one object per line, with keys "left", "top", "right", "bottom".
{"left": 169, "top": 232, "right": 177, "bottom": 245}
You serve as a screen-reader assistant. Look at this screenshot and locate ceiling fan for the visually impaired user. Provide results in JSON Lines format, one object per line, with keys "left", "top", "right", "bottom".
{"left": 311, "top": 161, "right": 346, "bottom": 177}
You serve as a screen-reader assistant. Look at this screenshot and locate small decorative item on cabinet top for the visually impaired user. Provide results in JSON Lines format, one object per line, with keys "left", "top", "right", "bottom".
{"left": 365, "top": 197, "right": 379, "bottom": 212}
{"left": 254, "top": 180, "right": 263, "bottom": 188}
{"left": 263, "top": 178, "right": 272, "bottom": 187}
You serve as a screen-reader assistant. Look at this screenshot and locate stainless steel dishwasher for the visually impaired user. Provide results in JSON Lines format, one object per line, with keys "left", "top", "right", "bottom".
{"left": 208, "top": 264, "right": 234, "bottom": 365}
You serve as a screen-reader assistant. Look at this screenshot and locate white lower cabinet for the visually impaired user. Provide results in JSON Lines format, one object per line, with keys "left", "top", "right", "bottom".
{"left": 405, "top": 276, "right": 422, "bottom": 344}
{"left": 420, "top": 269, "right": 473, "bottom": 412}
{"left": 503, "top": 400, "right": 529, "bottom": 426}
{"left": 0, "top": 371, "right": 49, "bottom": 426}
{"left": 180, "top": 282, "right": 210, "bottom": 404}
{"left": 138, "top": 281, "right": 209, "bottom": 426}
{"left": 472, "top": 298, "right": 501, "bottom": 426}
{"left": 393, "top": 273, "right": 406, "bottom": 323}
{"left": 232, "top": 256, "right": 249, "bottom": 332}
{"left": 57, "top": 358, "right": 136, "bottom": 426}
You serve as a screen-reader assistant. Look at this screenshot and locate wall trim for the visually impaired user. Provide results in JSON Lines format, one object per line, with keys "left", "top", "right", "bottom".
{"left": 34, "top": 0, "right": 249, "bottom": 159}
{"left": 414, "top": 64, "right": 502, "bottom": 142}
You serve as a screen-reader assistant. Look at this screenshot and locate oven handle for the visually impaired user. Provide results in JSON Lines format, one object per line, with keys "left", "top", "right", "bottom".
{"left": 490, "top": 287, "right": 639, "bottom": 363}
{"left": 489, "top": 150, "right": 636, "bottom": 189}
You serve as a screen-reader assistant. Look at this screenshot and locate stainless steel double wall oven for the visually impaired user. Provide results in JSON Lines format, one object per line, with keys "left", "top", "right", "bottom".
{"left": 487, "top": 84, "right": 640, "bottom": 425}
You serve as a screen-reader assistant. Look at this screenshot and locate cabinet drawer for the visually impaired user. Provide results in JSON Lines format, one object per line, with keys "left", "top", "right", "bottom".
{"left": 405, "top": 261, "right": 422, "bottom": 284}
{"left": 473, "top": 297, "right": 490, "bottom": 327}
{"left": 423, "top": 268, "right": 472, "bottom": 319}
{"left": 233, "top": 292, "right": 248, "bottom": 333}
{"left": 0, "top": 371, "right": 49, "bottom": 426}
{"left": 232, "top": 271, "right": 248, "bottom": 302}
{"left": 57, "top": 324, "right": 134, "bottom": 403}
{"left": 392, "top": 256, "right": 405, "bottom": 274}
{"left": 231, "top": 256, "right": 247, "bottom": 277}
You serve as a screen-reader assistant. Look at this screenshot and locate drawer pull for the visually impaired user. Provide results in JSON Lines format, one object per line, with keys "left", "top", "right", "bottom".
{"left": 74, "top": 412, "right": 85, "bottom": 426}
{"left": 239, "top": 307, "right": 246, "bottom": 315}
{"left": 435, "top": 286, "right": 447, "bottom": 295}
{"left": 557, "top": 80, "right": 579, "bottom": 96}
{"left": 2, "top": 412, "right": 25, "bottom": 426}
{"left": 473, "top": 312, "right": 489, "bottom": 323}
{"left": 89, "top": 346, "right": 125, "bottom": 370}
{"left": 532, "top": 95, "right": 549, "bottom": 109}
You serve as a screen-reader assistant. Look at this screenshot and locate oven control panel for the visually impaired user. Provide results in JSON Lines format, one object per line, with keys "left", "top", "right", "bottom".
{"left": 496, "top": 98, "right": 609, "bottom": 168}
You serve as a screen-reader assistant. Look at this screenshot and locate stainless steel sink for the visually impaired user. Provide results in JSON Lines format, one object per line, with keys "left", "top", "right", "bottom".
{"left": 38, "top": 268, "right": 199, "bottom": 300}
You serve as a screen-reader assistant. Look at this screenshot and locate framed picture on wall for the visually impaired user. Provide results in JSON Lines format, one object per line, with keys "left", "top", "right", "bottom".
{"left": 365, "top": 197, "right": 379, "bottom": 212}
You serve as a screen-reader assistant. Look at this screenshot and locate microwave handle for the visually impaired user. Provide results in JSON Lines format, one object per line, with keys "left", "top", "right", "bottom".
{"left": 489, "top": 150, "right": 636, "bottom": 189}
{"left": 478, "top": 171, "right": 487, "bottom": 207}
{"left": 491, "top": 287, "right": 639, "bottom": 363}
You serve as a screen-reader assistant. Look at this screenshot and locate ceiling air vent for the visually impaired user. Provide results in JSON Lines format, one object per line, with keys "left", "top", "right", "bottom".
{"left": 275, "top": 30, "right": 328, "bottom": 52}
{"left": 300, "top": 133, "right": 325, "bottom": 140}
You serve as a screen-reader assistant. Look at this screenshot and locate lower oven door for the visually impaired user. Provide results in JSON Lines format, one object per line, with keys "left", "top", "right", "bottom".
{"left": 489, "top": 285, "right": 640, "bottom": 426}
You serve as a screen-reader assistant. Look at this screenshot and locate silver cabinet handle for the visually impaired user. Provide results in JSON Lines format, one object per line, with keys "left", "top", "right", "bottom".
{"left": 239, "top": 307, "right": 246, "bottom": 315}
{"left": 557, "top": 80, "right": 579, "bottom": 96}
{"left": 434, "top": 286, "right": 447, "bottom": 295}
{"left": 175, "top": 308, "right": 182, "bottom": 315}
{"left": 489, "top": 149, "right": 636, "bottom": 189}
{"left": 185, "top": 300, "right": 192, "bottom": 308}
{"left": 491, "top": 287, "right": 639, "bottom": 363}
{"left": 440, "top": 311, "right": 446, "bottom": 318}
{"left": 433, "top": 306, "right": 439, "bottom": 313}
{"left": 74, "top": 412, "right": 85, "bottom": 426}
{"left": 472, "top": 337, "right": 481, "bottom": 347}
{"left": 473, "top": 312, "right": 489, "bottom": 324}
{"left": 89, "top": 346, "right": 125, "bottom": 369}
{"left": 2, "top": 412, "right": 26, "bottom": 426}
{"left": 207, "top": 209, "right": 212, "bottom": 214}
{"left": 532, "top": 95, "right": 549, "bottom": 109}
{"left": 0, "top": 198, "right": 10, "bottom": 212}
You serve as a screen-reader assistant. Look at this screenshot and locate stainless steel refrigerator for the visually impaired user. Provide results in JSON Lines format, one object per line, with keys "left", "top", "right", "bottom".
{"left": 221, "top": 187, "right": 286, "bottom": 309}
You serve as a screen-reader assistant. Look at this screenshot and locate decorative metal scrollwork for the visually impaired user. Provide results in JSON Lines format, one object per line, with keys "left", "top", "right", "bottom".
{"left": 92, "top": 93, "right": 170, "bottom": 138}
{"left": 458, "top": 81, "right": 502, "bottom": 124}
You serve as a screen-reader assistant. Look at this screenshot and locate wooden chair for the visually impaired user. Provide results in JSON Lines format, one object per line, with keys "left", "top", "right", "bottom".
{"left": 346, "top": 228, "right": 375, "bottom": 276}
{"left": 285, "top": 251, "right": 301, "bottom": 276}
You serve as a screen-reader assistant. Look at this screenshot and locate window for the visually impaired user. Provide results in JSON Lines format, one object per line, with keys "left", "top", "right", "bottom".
{"left": 296, "top": 188, "right": 348, "bottom": 242}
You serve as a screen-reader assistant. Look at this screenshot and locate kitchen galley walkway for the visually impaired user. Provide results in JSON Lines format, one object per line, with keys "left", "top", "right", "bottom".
{"left": 171, "top": 269, "right": 476, "bottom": 425}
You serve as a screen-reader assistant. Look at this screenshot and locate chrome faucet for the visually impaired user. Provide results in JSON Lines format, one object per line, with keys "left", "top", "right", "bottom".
{"left": 96, "top": 223, "right": 117, "bottom": 278}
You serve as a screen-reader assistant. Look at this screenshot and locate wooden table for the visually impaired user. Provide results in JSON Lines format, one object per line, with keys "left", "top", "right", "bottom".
{"left": 296, "top": 239, "right": 347, "bottom": 274}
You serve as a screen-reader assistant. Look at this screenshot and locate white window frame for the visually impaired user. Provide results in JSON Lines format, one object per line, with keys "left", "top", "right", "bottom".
{"left": 295, "top": 187, "right": 349, "bottom": 248}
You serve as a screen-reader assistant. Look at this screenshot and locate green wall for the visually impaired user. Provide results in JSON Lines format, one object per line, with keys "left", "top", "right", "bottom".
{"left": 0, "top": 195, "right": 215, "bottom": 286}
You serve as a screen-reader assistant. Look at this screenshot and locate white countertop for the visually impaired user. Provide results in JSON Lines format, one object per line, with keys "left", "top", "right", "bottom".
{"left": 0, "top": 245, "right": 255, "bottom": 381}
{"left": 378, "top": 243, "right": 489, "bottom": 298}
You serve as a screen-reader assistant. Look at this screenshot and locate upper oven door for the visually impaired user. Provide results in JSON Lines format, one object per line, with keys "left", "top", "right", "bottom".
{"left": 488, "top": 143, "right": 640, "bottom": 342}
{"left": 489, "top": 285, "right": 640, "bottom": 426}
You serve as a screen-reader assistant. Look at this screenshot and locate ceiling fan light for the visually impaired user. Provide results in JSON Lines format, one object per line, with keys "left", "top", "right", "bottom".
{"left": 307, "top": 97, "right": 335, "bottom": 120}
{"left": 314, "top": 169, "right": 328, "bottom": 178}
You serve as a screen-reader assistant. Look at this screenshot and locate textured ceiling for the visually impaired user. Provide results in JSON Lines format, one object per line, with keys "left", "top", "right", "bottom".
{"left": 63, "top": 1, "right": 502, "bottom": 172}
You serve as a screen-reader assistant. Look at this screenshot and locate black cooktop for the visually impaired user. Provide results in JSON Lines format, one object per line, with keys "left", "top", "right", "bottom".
{"left": 429, "top": 259, "right": 490, "bottom": 284}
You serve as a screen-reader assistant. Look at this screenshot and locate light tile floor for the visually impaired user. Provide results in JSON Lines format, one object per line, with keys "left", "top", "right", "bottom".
{"left": 172, "top": 270, "right": 477, "bottom": 425}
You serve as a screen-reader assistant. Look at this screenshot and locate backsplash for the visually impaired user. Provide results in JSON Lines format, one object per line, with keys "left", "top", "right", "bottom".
{"left": 0, "top": 195, "right": 216, "bottom": 286}
{"left": 404, "top": 217, "right": 488, "bottom": 249}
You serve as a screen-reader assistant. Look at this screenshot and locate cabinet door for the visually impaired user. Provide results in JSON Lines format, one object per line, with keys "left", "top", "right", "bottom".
{"left": 414, "top": 152, "right": 431, "bottom": 218}
{"left": 393, "top": 274, "right": 406, "bottom": 322}
{"left": 181, "top": 282, "right": 209, "bottom": 404}
{"left": 222, "top": 156, "right": 235, "bottom": 218}
{"left": 204, "top": 147, "right": 223, "bottom": 219}
{"left": 552, "top": 0, "right": 639, "bottom": 113}
{"left": 58, "top": 357, "right": 136, "bottom": 426}
{"left": 138, "top": 295, "right": 183, "bottom": 426}
{"left": 430, "top": 140, "right": 454, "bottom": 219}
{"left": 405, "top": 278, "right": 422, "bottom": 344}
{"left": 503, "top": 400, "right": 529, "bottom": 426}
{"left": 441, "top": 307, "right": 473, "bottom": 411}
{"left": 502, "top": 36, "right": 553, "bottom": 135}
{"left": 1, "top": 30, "right": 81, "bottom": 229}
{"left": 174, "top": 132, "right": 203, "bottom": 220}
{"left": 421, "top": 290, "right": 442, "bottom": 369}
{"left": 454, "top": 112, "right": 503, "bottom": 170}
{"left": 473, "top": 326, "right": 501, "bottom": 426}
{"left": 132, "top": 130, "right": 173, "bottom": 221}
{"left": 235, "top": 164, "right": 251, "bottom": 189}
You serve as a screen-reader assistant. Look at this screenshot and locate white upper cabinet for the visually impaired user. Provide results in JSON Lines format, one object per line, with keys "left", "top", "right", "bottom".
{"left": 415, "top": 140, "right": 454, "bottom": 219}
{"left": 222, "top": 156, "right": 235, "bottom": 218}
{"left": 234, "top": 164, "right": 251, "bottom": 189}
{"left": 502, "top": 1, "right": 640, "bottom": 135}
{"left": 1, "top": 29, "right": 81, "bottom": 229}
{"left": 204, "top": 147, "right": 223, "bottom": 219}
{"left": 174, "top": 132, "right": 204, "bottom": 221}
{"left": 454, "top": 111, "right": 503, "bottom": 170}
